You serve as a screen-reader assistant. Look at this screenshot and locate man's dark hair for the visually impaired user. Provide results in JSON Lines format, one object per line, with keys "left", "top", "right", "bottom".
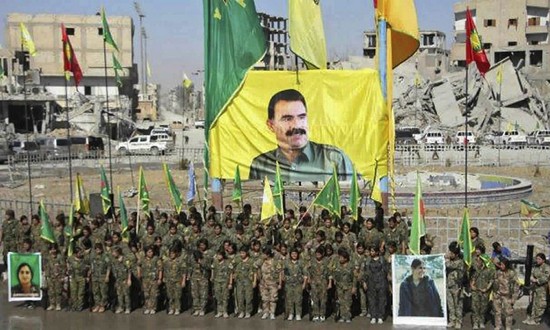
{"left": 411, "top": 259, "right": 423, "bottom": 269}
{"left": 267, "top": 89, "right": 307, "bottom": 120}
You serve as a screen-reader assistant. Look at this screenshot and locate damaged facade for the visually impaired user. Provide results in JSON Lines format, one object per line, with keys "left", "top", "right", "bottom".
{"left": 1, "top": 13, "right": 138, "bottom": 140}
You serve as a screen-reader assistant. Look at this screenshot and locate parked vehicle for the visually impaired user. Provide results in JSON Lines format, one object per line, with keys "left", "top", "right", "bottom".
{"left": 0, "top": 137, "right": 12, "bottom": 164}
{"left": 150, "top": 127, "right": 172, "bottom": 136}
{"left": 395, "top": 130, "right": 418, "bottom": 145}
{"left": 494, "top": 130, "right": 527, "bottom": 146}
{"left": 55, "top": 136, "right": 105, "bottom": 159}
{"left": 116, "top": 134, "right": 174, "bottom": 156}
{"left": 422, "top": 131, "right": 444, "bottom": 144}
{"left": 35, "top": 136, "right": 59, "bottom": 160}
{"left": 10, "top": 140, "right": 41, "bottom": 161}
{"left": 454, "top": 131, "right": 476, "bottom": 145}
{"left": 195, "top": 120, "right": 205, "bottom": 129}
{"left": 527, "top": 130, "right": 550, "bottom": 146}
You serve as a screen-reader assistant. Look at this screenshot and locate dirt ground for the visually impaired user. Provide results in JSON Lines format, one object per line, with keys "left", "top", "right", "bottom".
{"left": 0, "top": 162, "right": 548, "bottom": 219}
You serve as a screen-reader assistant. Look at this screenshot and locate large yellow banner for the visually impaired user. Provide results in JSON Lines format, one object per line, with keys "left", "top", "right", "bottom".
{"left": 209, "top": 70, "right": 388, "bottom": 182}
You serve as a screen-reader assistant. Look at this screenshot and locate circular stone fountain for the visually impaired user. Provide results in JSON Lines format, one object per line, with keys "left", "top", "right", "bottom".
{"left": 392, "top": 171, "right": 532, "bottom": 207}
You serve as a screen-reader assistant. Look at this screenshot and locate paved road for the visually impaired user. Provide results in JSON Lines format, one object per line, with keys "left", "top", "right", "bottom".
{"left": 0, "top": 282, "right": 542, "bottom": 330}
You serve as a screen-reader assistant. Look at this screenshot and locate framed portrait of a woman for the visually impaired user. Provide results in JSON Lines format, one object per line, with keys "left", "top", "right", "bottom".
{"left": 8, "top": 252, "right": 42, "bottom": 301}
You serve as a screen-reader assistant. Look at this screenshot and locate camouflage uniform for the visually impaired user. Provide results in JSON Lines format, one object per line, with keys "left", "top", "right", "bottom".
{"left": 492, "top": 268, "right": 518, "bottom": 330}
{"left": 331, "top": 260, "right": 356, "bottom": 321}
{"left": 529, "top": 262, "right": 550, "bottom": 323}
{"left": 91, "top": 252, "right": 110, "bottom": 309}
{"left": 44, "top": 253, "right": 66, "bottom": 309}
{"left": 307, "top": 257, "right": 329, "bottom": 319}
{"left": 211, "top": 258, "right": 232, "bottom": 315}
{"left": 189, "top": 254, "right": 210, "bottom": 313}
{"left": 110, "top": 255, "right": 132, "bottom": 312}
{"left": 140, "top": 255, "right": 162, "bottom": 312}
{"left": 358, "top": 227, "right": 383, "bottom": 249}
{"left": 67, "top": 254, "right": 90, "bottom": 310}
{"left": 233, "top": 256, "right": 256, "bottom": 315}
{"left": 365, "top": 257, "right": 388, "bottom": 320}
{"left": 446, "top": 257, "right": 465, "bottom": 328}
{"left": 163, "top": 255, "right": 186, "bottom": 313}
{"left": 471, "top": 260, "right": 494, "bottom": 328}
{"left": 1, "top": 217, "right": 19, "bottom": 263}
{"left": 352, "top": 252, "right": 369, "bottom": 315}
{"left": 258, "top": 257, "right": 281, "bottom": 317}
{"left": 284, "top": 259, "right": 306, "bottom": 318}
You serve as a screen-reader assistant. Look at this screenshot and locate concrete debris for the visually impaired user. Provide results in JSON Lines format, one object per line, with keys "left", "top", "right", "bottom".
{"left": 392, "top": 57, "right": 549, "bottom": 137}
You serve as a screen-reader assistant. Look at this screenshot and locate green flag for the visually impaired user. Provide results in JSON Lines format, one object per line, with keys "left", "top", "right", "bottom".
{"left": 164, "top": 163, "right": 183, "bottom": 213}
{"left": 273, "top": 161, "right": 284, "bottom": 214}
{"left": 232, "top": 165, "right": 242, "bottom": 202}
{"left": 100, "top": 166, "right": 111, "bottom": 215}
{"left": 101, "top": 7, "right": 119, "bottom": 52}
{"left": 312, "top": 166, "right": 340, "bottom": 216}
{"left": 112, "top": 53, "right": 123, "bottom": 87}
{"left": 138, "top": 166, "right": 150, "bottom": 216}
{"left": 39, "top": 200, "right": 55, "bottom": 243}
{"left": 349, "top": 166, "right": 361, "bottom": 221}
{"left": 203, "top": 0, "right": 266, "bottom": 166}
{"left": 458, "top": 207, "right": 473, "bottom": 268}
{"left": 409, "top": 172, "right": 426, "bottom": 255}
{"left": 118, "top": 187, "right": 129, "bottom": 241}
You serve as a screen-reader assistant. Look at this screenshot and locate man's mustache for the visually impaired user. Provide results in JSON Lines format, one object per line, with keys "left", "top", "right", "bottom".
{"left": 285, "top": 128, "right": 307, "bottom": 136}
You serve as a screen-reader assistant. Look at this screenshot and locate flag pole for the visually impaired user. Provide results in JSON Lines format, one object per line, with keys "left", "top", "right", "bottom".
{"left": 102, "top": 38, "right": 115, "bottom": 211}
{"left": 464, "top": 65, "right": 469, "bottom": 208}
{"left": 64, "top": 74, "right": 74, "bottom": 205}
{"left": 21, "top": 40, "right": 33, "bottom": 215}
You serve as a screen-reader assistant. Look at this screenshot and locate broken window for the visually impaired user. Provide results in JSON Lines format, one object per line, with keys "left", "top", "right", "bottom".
{"left": 508, "top": 41, "right": 518, "bottom": 46}
{"left": 483, "top": 43, "right": 492, "bottom": 50}
{"left": 66, "top": 27, "right": 75, "bottom": 36}
{"left": 484, "top": 19, "right": 496, "bottom": 27}
{"left": 530, "top": 50, "right": 543, "bottom": 67}
{"left": 528, "top": 17, "right": 541, "bottom": 26}
{"left": 84, "top": 86, "right": 91, "bottom": 95}
{"left": 98, "top": 27, "right": 103, "bottom": 36}
{"left": 508, "top": 18, "right": 518, "bottom": 28}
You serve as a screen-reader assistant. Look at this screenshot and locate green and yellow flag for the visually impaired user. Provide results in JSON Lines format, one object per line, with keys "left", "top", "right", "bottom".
{"left": 138, "top": 166, "right": 150, "bottom": 216}
{"left": 273, "top": 161, "right": 284, "bottom": 214}
{"left": 350, "top": 166, "right": 361, "bottom": 221}
{"left": 39, "top": 200, "right": 55, "bottom": 243}
{"left": 370, "top": 160, "right": 382, "bottom": 204}
{"left": 20, "top": 22, "right": 37, "bottom": 56}
{"left": 289, "top": 0, "right": 327, "bottom": 69}
{"left": 232, "top": 165, "right": 242, "bottom": 202}
{"left": 118, "top": 187, "right": 129, "bottom": 242}
{"left": 164, "top": 163, "right": 183, "bottom": 213}
{"left": 409, "top": 172, "right": 426, "bottom": 255}
{"left": 260, "top": 176, "right": 277, "bottom": 223}
{"left": 100, "top": 166, "right": 111, "bottom": 215}
{"left": 203, "top": 0, "right": 266, "bottom": 166}
{"left": 74, "top": 173, "right": 90, "bottom": 215}
{"left": 312, "top": 166, "right": 340, "bottom": 216}
{"left": 101, "top": 7, "right": 119, "bottom": 52}
{"left": 520, "top": 199, "right": 542, "bottom": 234}
{"left": 458, "top": 207, "right": 473, "bottom": 268}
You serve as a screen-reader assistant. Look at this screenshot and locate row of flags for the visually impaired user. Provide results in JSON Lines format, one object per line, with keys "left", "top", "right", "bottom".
{"left": 17, "top": 8, "right": 124, "bottom": 88}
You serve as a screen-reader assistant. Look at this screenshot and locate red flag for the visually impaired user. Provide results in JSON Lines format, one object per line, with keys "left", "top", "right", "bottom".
{"left": 61, "top": 24, "right": 83, "bottom": 86}
{"left": 466, "top": 8, "right": 490, "bottom": 75}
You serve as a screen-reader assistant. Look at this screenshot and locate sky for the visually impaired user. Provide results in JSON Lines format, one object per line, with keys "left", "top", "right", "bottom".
{"left": 1, "top": 0, "right": 458, "bottom": 90}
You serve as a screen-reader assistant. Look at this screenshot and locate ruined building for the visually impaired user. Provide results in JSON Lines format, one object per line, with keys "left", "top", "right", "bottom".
{"left": 1, "top": 13, "right": 138, "bottom": 138}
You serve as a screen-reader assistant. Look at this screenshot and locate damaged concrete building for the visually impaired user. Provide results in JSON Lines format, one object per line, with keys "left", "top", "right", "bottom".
{"left": 0, "top": 13, "right": 138, "bottom": 139}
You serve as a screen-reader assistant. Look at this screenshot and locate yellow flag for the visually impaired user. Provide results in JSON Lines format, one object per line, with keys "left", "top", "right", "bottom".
{"left": 74, "top": 173, "right": 90, "bottom": 215}
{"left": 378, "top": 0, "right": 420, "bottom": 68}
{"left": 289, "top": 0, "right": 327, "bottom": 69}
{"left": 370, "top": 161, "right": 382, "bottom": 204}
{"left": 414, "top": 71, "right": 421, "bottom": 87}
{"left": 183, "top": 72, "right": 192, "bottom": 88}
{"left": 20, "top": 23, "right": 37, "bottom": 56}
{"left": 496, "top": 65, "right": 503, "bottom": 85}
{"left": 147, "top": 61, "right": 152, "bottom": 78}
{"left": 260, "top": 176, "right": 277, "bottom": 223}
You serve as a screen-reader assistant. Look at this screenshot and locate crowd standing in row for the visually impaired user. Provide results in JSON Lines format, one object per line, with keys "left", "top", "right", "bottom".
{"left": 0, "top": 204, "right": 548, "bottom": 328}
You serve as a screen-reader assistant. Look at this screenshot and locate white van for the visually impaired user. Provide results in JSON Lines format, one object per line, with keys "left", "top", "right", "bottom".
{"left": 455, "top": 131, "right": 476, "bottom": 145}
{"left": 423, "top": 131, "right": 444, "bottom": 144}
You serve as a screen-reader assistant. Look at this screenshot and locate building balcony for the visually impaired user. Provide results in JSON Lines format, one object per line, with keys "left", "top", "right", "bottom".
{"left": 527, "top": 0, "right": 549, "bottom": 9}
{"left": 526, "top": 25, "right": 549, "bottom": 34}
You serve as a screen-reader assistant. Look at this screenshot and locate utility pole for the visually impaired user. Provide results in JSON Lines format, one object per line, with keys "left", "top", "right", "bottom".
{"left": 134, "top": 2, "right": 146, "bottom": 97}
